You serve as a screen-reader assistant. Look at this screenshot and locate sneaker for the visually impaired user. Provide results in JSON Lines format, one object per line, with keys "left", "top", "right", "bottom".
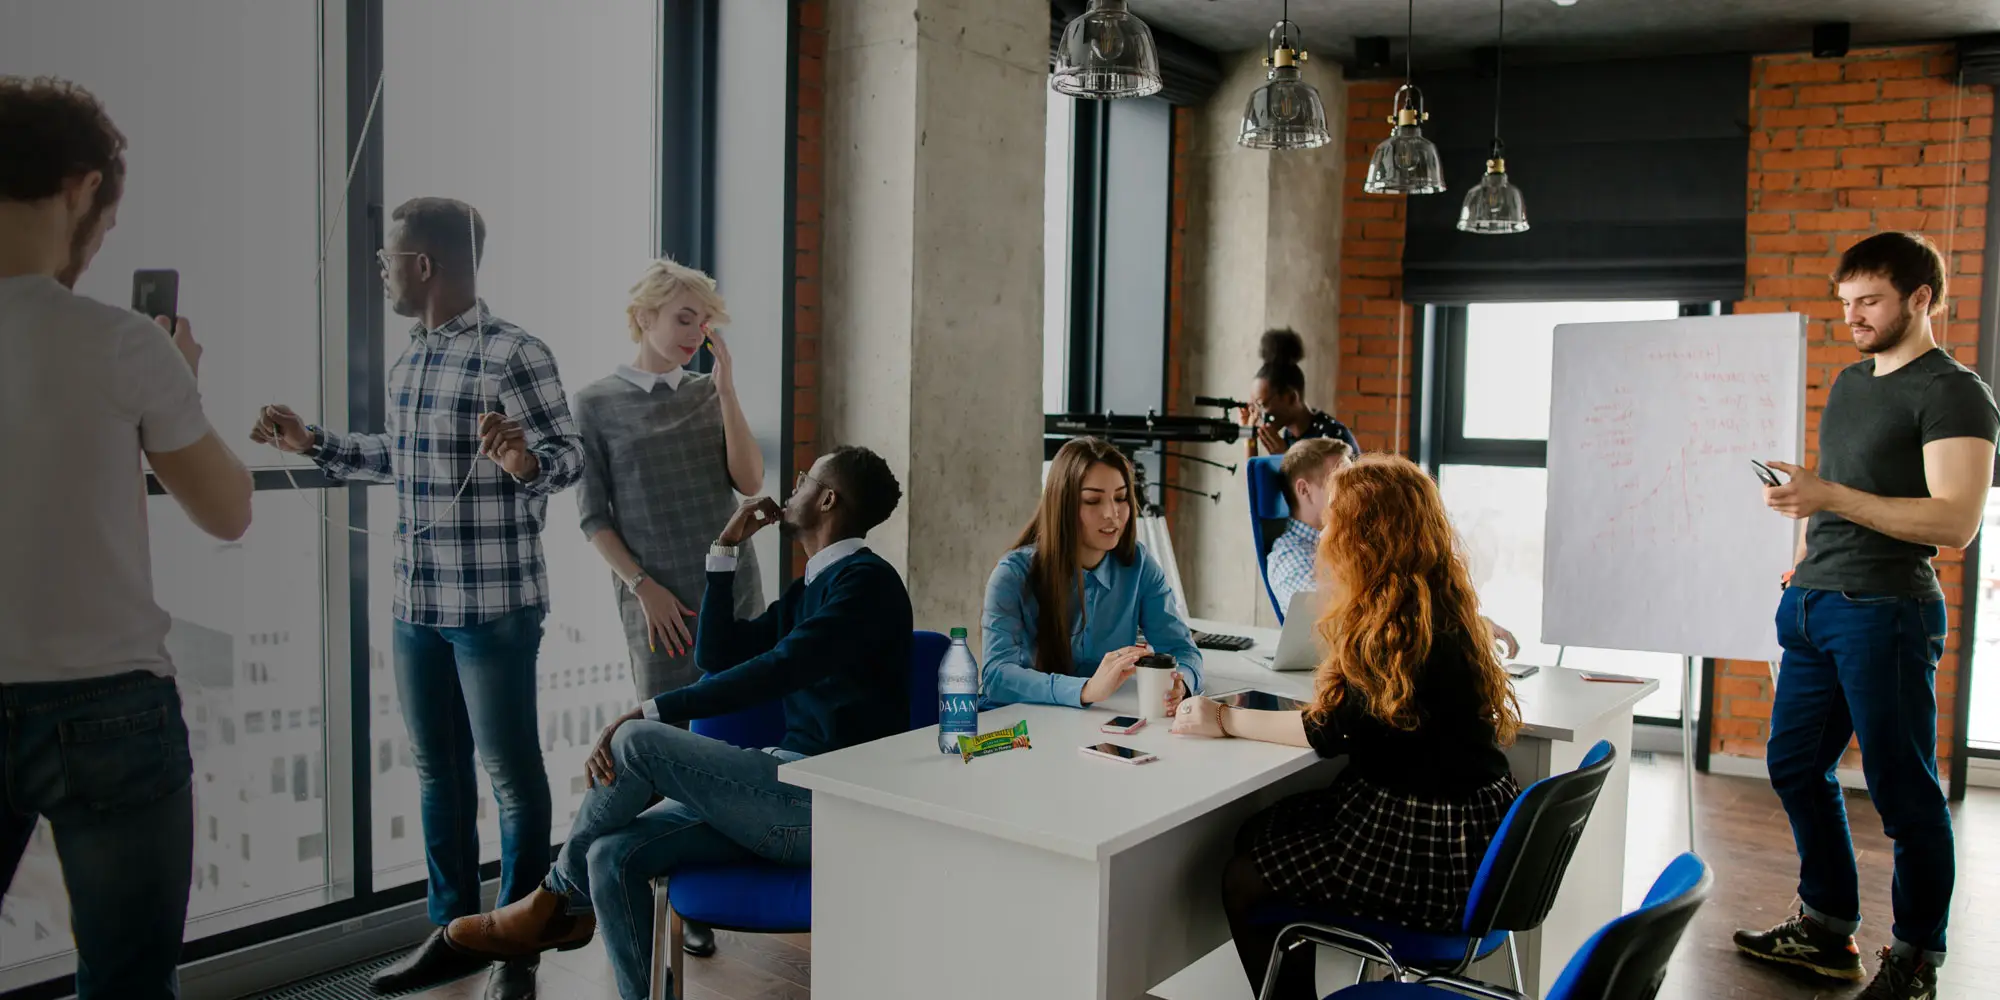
{"left": 1732, "top": 909, "right": 1864, "bottom": 981}
{"left": 1858, "top": 947, "right": 1938, "bottom": 1000}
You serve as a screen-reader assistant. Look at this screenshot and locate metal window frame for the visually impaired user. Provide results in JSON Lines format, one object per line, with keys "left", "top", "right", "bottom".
{"left": 1064, "top": 97, "right": 1110, "bottom": 415}
{"left": 1950, "top": 118, "right": 2000, "bottom": 795}
{"left": 664, "top": 0, "right": 719, "bottom": 375}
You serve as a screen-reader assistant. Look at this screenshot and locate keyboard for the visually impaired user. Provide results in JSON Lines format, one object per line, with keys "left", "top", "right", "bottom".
{"left": 1193, "top": 631, "right": 1255, "bottom": 652}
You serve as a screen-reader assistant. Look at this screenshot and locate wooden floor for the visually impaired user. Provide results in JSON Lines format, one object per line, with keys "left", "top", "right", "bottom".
{"left": 405, "top": 755, "right": 2000, "bottom": 1000}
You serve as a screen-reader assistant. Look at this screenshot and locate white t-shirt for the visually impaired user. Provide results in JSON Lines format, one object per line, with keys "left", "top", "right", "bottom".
{"left": 0, "top": 275, "right": 214, "bottom": 682}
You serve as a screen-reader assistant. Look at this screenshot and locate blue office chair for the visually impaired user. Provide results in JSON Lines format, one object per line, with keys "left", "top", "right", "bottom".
{"left": 1323, "top": 852, "right": 1712, "bottom": 1000}
{"left": 1253, "top": 741, "right": 1619, "bottom": 1000}
{"left": 1247, "top": 455, "right": 1293, "bottom": 622}
{"left": 649, "top": 630, "right": 949, "bottom": 999}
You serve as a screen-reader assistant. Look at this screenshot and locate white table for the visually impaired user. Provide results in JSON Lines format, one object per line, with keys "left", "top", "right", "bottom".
{"left": 780, "top": 620, "right": 1656, "bottom": 1000}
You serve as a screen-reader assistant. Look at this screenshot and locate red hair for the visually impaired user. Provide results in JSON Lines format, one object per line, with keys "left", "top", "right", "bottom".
{"left": 1311, "top": 455, "right": 1521, "bottom": 744}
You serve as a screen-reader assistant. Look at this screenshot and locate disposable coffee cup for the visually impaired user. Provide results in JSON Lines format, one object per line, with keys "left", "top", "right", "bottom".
{"left": 1135, "top": 653, "right": 1177, "bottom": 718}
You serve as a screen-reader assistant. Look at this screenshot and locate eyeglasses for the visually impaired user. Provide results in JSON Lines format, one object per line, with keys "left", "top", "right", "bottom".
{"left": 794, "top": 470, "right": 823, "bottom": 493}
{"left": 376, "top": 250, "right": 424, "bottom": 269}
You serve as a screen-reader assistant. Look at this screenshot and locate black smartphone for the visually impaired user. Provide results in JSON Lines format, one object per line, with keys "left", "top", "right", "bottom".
{"left": 132, "top": 269, "right": 179, "bottom": 331}
{"left": 1751, "top": 460, "right": 1782, "bottom": 488}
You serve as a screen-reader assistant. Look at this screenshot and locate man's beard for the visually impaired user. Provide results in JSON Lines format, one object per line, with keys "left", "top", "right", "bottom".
{"left": 1854, "top": 305, "right": 1914, "bottom": 355}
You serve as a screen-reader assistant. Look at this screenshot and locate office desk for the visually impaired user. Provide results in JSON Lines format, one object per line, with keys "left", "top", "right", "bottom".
{"left": 780, "top": 620, "right": 1655, "bottom": 1000}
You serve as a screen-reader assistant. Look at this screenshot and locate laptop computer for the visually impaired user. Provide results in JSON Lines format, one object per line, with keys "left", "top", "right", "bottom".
{"left": 1258, "top": 589, "right": 1328, "bottom": 672}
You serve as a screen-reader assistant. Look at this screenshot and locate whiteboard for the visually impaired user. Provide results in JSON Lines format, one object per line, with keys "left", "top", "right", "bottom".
{"left": 1542, "top": 313, "right": 1805, "bottom": 662}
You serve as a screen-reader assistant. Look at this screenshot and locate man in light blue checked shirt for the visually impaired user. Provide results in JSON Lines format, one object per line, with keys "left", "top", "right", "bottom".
{"left": 254, "top": 198, "right": 581, "bottom": 1000}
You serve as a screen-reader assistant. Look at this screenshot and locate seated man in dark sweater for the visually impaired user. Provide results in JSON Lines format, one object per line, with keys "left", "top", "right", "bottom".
{"left": 444, "top": 446, "right": 912, "bottom": 1000}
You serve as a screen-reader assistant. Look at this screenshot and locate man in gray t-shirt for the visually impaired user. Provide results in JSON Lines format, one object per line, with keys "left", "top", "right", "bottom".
{"left": 0, "top": 77, "right": 251, "bottom": 1000}
{"left": 1733, "top": 233, "right": 1997, "bottom": 1000}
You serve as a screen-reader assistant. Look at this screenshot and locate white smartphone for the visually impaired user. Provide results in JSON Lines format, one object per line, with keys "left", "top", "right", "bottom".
{"left": 1080, "top": 741, "right": 1158, "bottom": 765}
{"left": 1099, "top": 715, "right": 1147, "bottom": 735}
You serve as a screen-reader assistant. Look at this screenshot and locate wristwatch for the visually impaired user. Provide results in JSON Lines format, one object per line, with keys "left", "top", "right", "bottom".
{"left": 710, "top": 542, "right": 739, "bottom": 559}
{"left": 303, "top": 424, "right": 325, "bottom": 458}
{"left": 624, "top": 570, "right": 649, "bottom": 593}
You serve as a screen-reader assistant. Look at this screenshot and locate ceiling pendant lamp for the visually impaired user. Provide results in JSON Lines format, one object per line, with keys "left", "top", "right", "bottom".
{"left": 1051, "top": 0, "right": 1163, "bottom": 100}
{"left": 1364, "top": 0, "right": 1446, "bottom": 194}
{"left": 1459, "top": 0, "right": 1529, "bottom": 232}
{"left": 1239, "top": 1, "right": 1331, "bottom": 150}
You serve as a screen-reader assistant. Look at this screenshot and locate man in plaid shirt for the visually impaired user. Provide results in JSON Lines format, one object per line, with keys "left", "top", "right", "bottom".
{"left": 255, "top": 198, "right": 582, "bottom": 1000}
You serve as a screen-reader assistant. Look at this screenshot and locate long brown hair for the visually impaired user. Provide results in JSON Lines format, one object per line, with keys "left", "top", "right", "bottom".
{"left": 1015, "top": 438, "right": 1139, "bottom": 676}
{"left": 1310, "top": 455, "right": 1522, "bottom": 744}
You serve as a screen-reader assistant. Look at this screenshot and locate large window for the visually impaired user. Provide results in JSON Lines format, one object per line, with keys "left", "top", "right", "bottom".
{"left": 1430, "top": 301, "right": 1693, "bottom": 720}
{"left": 0, "top": 1, "right": 784, "bottom": 992}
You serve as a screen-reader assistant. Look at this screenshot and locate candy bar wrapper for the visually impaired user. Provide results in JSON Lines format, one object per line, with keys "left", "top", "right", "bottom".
{"left": 957, "top": 720, "right": 1031, "bottom": 762}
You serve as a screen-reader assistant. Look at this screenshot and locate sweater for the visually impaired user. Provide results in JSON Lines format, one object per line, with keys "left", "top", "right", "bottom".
{"left": 649, "top": 548, "right": 913, "bottom": 756}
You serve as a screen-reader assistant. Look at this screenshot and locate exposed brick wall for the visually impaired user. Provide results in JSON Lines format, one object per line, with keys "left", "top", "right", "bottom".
{"left": 1711, "top": 45, "right": 1992, "bottom": 771}
{"left": 1164, "top": 105, "right": 1195, "bottom": 523}
{"left": 789, "top": 0, "right": 827, "bottom": 579}
{"left": 1334, "top": 80, "right": 1419, "bottom": 455}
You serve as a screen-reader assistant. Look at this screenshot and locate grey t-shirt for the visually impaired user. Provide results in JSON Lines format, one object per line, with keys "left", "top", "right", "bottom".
{"left": 0, "top": 275, "right": 214, "bottom": 682}
{"left": 1791, "top": 348, "right": 1999, "bottom": 598}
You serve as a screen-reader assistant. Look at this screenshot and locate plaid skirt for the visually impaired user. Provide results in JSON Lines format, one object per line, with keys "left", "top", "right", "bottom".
{"left": 1244, "top": 768, "right": 1521, "bottom": 932}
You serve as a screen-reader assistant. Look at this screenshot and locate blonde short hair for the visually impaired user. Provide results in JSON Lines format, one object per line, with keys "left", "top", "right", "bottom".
{"left": 627, "top": 258, "right": 731, "bottom": 342}
{"left": 1279, "top": 438, "right": 1353, "bottom": 511}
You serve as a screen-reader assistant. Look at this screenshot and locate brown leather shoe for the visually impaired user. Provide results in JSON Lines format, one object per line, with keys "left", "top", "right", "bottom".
{"left": 444, "top": 888, "right": 596, "bottom": 960}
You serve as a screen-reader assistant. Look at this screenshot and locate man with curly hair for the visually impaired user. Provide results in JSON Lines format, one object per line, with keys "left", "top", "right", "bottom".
{"left": 0, "top": 76, "right": 253, "bottom": 999}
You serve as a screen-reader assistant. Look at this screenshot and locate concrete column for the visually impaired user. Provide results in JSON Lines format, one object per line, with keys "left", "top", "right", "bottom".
{"left": 821, "top": 0, "right": 1047, "bottom": 638}
{"left": 1176, "top": 48, "right": 1348, "bottom": 625}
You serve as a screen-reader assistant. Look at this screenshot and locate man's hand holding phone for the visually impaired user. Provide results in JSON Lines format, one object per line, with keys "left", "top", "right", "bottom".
{"left": 156, "top": 316, "right": 200, "bottom": 378}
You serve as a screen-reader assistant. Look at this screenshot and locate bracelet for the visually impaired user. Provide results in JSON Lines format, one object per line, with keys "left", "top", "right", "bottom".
{"left": 711, "top": 542, "right": 739, "bottom": 558}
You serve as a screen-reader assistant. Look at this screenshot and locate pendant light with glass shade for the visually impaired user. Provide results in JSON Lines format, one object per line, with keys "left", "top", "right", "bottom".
{"left": 1052, "top": 0, "right": 1163, "bottom": 100}
{"left": 1458, "top": 0, "right": 1529, "bottom": 232}
{"left": 1238, "top": 0, "right": 1331, "bottom": 150}
{"left": 1364, "top": 0, "right": 1446, "bottom": 194}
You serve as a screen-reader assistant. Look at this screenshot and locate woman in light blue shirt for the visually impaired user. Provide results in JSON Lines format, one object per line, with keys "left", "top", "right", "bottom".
{"left": 982, "top": 437, "right": 1202, "bottom": 709}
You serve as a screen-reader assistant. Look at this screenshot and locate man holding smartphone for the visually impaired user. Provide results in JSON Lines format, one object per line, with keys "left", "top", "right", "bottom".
{"left": 0, "top": 77, "right": 254, "bottom": 999}
{"left": 1738, "top": 232, "right": 1998, "bottom": 1000}
{"left": 253, "top": 198, "right": 585, "bottom": 1000}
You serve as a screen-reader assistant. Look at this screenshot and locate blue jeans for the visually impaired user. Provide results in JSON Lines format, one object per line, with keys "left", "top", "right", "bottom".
{"left": 393, "top": 605, "right": 553, "bottom": 925}
{"left": 1770, "top": 587, "right": 1952, "bottom": 962}
{"left": 0, "top": 671, "right": 194, "bottom": 1000}
{"left": 545, "top": 722, "right": 811, "bottom": 1000}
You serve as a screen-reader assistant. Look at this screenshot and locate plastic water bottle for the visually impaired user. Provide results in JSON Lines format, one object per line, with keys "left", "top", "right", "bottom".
{"left": 938, "top": 627, "right": 980, "bottom": 753}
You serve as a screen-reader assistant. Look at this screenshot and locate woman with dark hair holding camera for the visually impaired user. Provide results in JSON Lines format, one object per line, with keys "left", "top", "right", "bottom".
{"left": 980, "top": 437, "right": 1203, "bottom": 711}
{"left": 1245, "top": 328, "right": 1360, "bottom": 457}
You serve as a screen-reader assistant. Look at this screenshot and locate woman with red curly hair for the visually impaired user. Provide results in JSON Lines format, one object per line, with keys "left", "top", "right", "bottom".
{"left": 1172, "top": 454, "right": 1524, "bottom": 999}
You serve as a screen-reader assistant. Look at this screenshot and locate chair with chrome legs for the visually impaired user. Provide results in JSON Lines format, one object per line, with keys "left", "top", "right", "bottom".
{"left": 1321, "top": 851, "right": 1711, "bottom": 1000}
{"left": 646, "top": 630, "right": 949, "bottom": 1000}
{"left": 1252, "top": 741, "right": 1618, "bottom": 999}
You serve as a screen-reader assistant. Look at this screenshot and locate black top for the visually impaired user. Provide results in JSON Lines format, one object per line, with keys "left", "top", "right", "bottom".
{"left": 654, "top": 549, "right": 913, "bottom": 756}
{"left": 1284, "top": 408, "right": 1362, "bottom": 456}
{"left": 1791, "top": 349, "right": 1998, "bottom": 598}
{"left": 1302, "top": 627, "right": 1512, "bottom": 797}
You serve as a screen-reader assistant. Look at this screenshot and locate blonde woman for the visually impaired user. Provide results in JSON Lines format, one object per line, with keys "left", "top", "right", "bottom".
{"left": 575, "top": 260, "right": 765, "bottom": 704}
